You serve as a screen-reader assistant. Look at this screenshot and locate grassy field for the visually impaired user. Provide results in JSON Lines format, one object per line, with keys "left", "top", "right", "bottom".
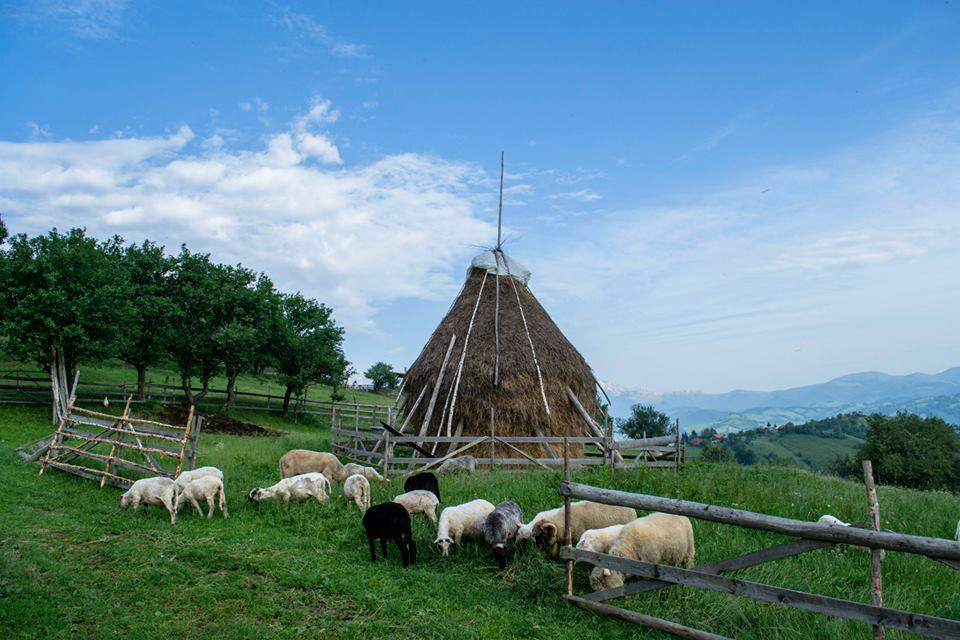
{"left": 2, "top": 403, "right": 959, "bottom": 640}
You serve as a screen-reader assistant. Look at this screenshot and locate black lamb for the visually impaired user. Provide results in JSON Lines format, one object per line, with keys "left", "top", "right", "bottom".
{"left": 362, "top": 501, "right": 417, "bottom": 566}
{"left": 403, "top": 471, "right": 440, "bottom": 501}
{"left": 483, "top": 500, "right": 524, "bottom": 568}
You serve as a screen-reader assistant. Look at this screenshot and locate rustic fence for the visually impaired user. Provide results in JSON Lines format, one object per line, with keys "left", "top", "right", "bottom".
{"left": 556, "top": 448, "right": 960, "bottom": 639}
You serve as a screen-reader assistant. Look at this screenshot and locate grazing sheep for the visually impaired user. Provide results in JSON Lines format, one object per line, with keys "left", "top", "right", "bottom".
{"left": 437, "top": 455, "right": 476, "bottom": 474}
{"left": 248, "top": 473, "right": 330, "bottom": 504}
{"left": 434, "top": 499, "right": 496, "bottom": 556}
{"left": 483, "top": 500, "right": 524, "bottom": 568}
{"left": 818, "top": 514, "right": 851, "bottom": 527}
{"left": 343, "top": 474, "right": 371, "bottom": 513}
{"left": 119, "top": 477, "right": 178, "bottom": 524}
{"left": 589, "top": 513, "right": 696, "bottom": 591}
{"left": 175, "top": 475, "right": 228, "bottom": 519}
{"left": 362, "top": 502, "right": 416, "bottom": 566}
{"left": 516, "top": 501, "right": 637, "bottom": 552}
{"left": 278, "top": 449, "right": 343, "bottom": 481}
{"left": 404, "top": 472, "right": 440, "bottom": 501}
{"left": 393, "top": 490, "right": 440, "bottom": 524}
{"left": 337, "top": 463, "right": 388, "bottom": 483}
{"left": 175, "top": 466, "right": 223, "bottom": 487}
{"left": 576, "top": 524, "right": 626, "bottom": 555}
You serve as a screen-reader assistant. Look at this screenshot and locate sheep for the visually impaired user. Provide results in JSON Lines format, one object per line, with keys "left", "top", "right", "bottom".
{"left": 818, "top": 514, "right": 851, "bottom": 527}
{"left": 175, "top": 466, "right": 223, "bottom": 487}
{"left": 434, "top": 499, "right": 496, "bottom": 556}
{"left": 337, "top": 462, "right": 388, "bottom": 483}
{"left": 575, "top": 523, "right": 627, "bottom": 555}
{"left": 248, "top": 472, "right": 330, "bottom": 504}
{"left": 404, "top": 472, "right": 440, "bottom": 501}
{"left": 516, "top": 501, "right": 637, "bottom": 553}
{"left": 437, "top": 455, "right": 476, "bottom": 474}
{"left": 343, "top": 474, "right": 371, "bottom": 513}
{"left": 119, "top": 477, "right": 178, "bottom": 524}
{"left": 483, "top": 500, "right": 524, "bottom": 568}
{"left": 393, "top": 490, "right": 440, "bottom": 524}
{"left": 278, "top": 449, "right": 343, "bottom": 481}
{"left": 175, "top": 475, "right": 228, "bottom": 519}
{"left": 589, "top": 513, "right": 696, "bottom": 591}
{"left": 362, "top": 502, "right": 416, "bottom": 566}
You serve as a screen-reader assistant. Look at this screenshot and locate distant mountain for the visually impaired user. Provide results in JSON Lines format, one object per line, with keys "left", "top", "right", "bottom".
{"left": 607, "top": 367, "right": 960, "bottom": 433}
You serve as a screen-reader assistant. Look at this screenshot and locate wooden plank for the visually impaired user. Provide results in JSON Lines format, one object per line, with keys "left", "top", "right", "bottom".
{"left": 614, "top": 435, "right": 677, "bottom": 448}
{"left": 44, "top": 460, "right": 134, "bottom": 487}
{"left": 51, "top": 445, "right": 159, "bottom": 475}
{"left": 57, "top": 427, "right": 181, "bottom": 457}
{"left": 71, "top": 406, "right": 187, "bottom": 430}
{"left": 564, "top": 548, "right": 960, "bottom": 639}
{"left": 559, "top": 482, "right": 960, "bottom": 562}
{"left": 565, "top": 595, "right": 730, "bottom": 640}
{"left": 402, "top": 437, "right": 487, "bottom": 476}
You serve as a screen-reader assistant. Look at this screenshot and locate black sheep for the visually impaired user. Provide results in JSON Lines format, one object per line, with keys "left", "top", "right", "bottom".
{"left": 362, "top": 501, "right": 417, "bottom": 566}
{"left": 403, "top": 472, "right": 440, "bottom": 501}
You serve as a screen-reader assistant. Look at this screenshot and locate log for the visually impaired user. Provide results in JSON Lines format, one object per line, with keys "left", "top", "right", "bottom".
{"left": 418, "top": 334, "right": 457, "bottom": 439}
{"left": 558, "top": 482, "right": 960, "bottom": 562}
{"left": 57, "top": 427, "right": 181, "bottom": 457}
{"left": 174, "top": 406, "right": 195, "bottom": 476}
{"left": 863, "top": 460, "right": 885, "bottom": 640}
{"left": 564, "top": 595, "right": 730, "bottom": 640}
{"left": 43, "top": 459, "right": 134, "bottom": 486}
{"left": 71, "top": 406, "right": 186, "bottom": 430}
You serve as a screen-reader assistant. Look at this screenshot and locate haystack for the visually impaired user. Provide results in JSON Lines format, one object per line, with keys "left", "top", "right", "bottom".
{"left": 399, "top": 249, "right": 602, "bottom": 458}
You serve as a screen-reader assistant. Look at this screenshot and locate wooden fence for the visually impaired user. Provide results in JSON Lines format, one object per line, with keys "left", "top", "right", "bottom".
{"left": 556, "top": 453, "right": 960, "bottom": 639}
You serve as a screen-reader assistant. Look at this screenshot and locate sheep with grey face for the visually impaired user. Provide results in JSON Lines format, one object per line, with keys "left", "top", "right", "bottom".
{"left": 483, "top": 500, "right": 524, "bottom": 568}
{"left": 119, "top": 477, "right": 178, "bottom": 524}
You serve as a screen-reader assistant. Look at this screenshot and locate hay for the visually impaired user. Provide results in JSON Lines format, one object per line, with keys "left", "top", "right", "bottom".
{"left": 401, "top": 264, "right": 599, "bottom": 456}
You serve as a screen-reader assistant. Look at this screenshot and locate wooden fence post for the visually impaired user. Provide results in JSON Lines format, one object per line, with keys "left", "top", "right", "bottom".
{"left": 563, "top": 438, "right": 573, "bottom": 597}
{"left": 383, "top": 432, "right": 391, "bottom": 476}
{"left": 863, "top": 460, "right": 885, "bottom": 640}
{"left": 489, "top": 407, "right": 496, "bottom": 468}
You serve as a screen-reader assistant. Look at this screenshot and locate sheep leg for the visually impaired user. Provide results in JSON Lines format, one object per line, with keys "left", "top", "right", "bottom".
{"left": 405, "top": 534, "right": 417, "bottom": 566}
{"left": 395, "top": 534, "right": 410, "bottom": 567}
{"left": 164, "top": 497, "right": 177, "bottom": 525}
{"left": 367, "top": 533, "right": 377, "bottom": 561}
{"left": 427, "top": 507, "right": 438, "bottom": 525}
{"left": 219, "top": 486, "right": 228, "bottom": 518}
{"left": 205, "top": 495, "right": 215, "bottom": 519}
{"left": 380, "top": 537, "right": 388, "bottom": 558}
{"left": 189, "top": 497, "right": 203, "bottom": 516}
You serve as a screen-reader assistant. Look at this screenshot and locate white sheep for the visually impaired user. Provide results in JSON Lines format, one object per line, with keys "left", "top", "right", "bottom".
{"left": 437, "top": 455, "right": 476, "bottom": 474}
{"left": 434, "top": 499, "right": 496, "bottom": 556}
{"left": 279, "top": 449, "right": 343, "bottom": 481}
{"left": 393, "top": 490, "right": 440, "bottom": 524}
{"left": 175, "top": 466, "right": 223, "bottom": 487}
{"left": 119, "top": 477, "right": 178, "bottom": 524}
{"left": 516, "top": 501, "right": 637, "bottom": 552}
{"left": 337, "top": 463, "right": 388, "bottom": 483}
{"left": 818, "top": 514, "right": 851, "bottom": 527}
{"left": 248, "top": 472, "right": 330, "bottom": 504}
{"left": 589, "top": 513, "right": 696, "bottom": 591}
{"left": 575, "top": 523, "right": 626, "bottom": 554}
{"left": 343, "top": 473, "right": 371, "bottom": 512}
{"left": 175, "top": 475, "right": 228, "bottom": 519}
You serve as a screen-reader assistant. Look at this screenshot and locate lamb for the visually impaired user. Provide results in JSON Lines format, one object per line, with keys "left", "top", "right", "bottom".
{"left": 483, "top": 500, "right": 524, "bottom": 568}
{"left": 337, "top": 462, "right": 388, "bottom": 483}
{"left": 248, "top": 472, "right": 330, "bottom": 504}
{"left": 175, "top": 466, "right": 223, "bottom": 487}
{"left": 516, "top": 501, "right": 637, "bottom": 553}
{"left": 343, "top": 474, "right": 371, "bottom": 512}
{"left": 119, "top": 476, "right": 179, "bottom": 524}
{"left": 404, "top": 472, "right": 440, "bottom": 501}
{"left": 434, "top": 499, "right": 496, "bottom": 556}
{"left": 175, "top": 475, "right": 228, "bottom": 519}
{"left": 575, "top": 523, "right": 626, "bottom": 555}
{"left": 589, "top": 513, "right": 695, "bottom": 591}
{"left": 818, "top": 514, "right": 851, "bottom": 527}
{"left": 437, "top": 455, "right": 476, "bottom": 474}
{"left": 278, "top": 449, "right": 343, "bottom": 481}
{"left": 393, "top": 490, "right": 440, "bottom": 524}
{"left": 362, "top": 502, "right": 416, "bottom": 566}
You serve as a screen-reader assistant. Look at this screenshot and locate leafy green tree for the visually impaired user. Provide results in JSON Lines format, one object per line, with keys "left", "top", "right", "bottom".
{"left": 616, "top": 403, "right": 672, "bottom": 439}
{"left": 273, "top": 293, "right": 347, "bottom": 416}
{"left": 700, "top": 443, "right": 735, "bottom": 463}
{"left": 364, "top": 361, "right": 398, "bottom": 393}
{"left": 854, "top": 412, "right": 960, "bottom": 492}
{"left": 0, "top": 228, "right": 131, "bottom": 381}
{"left": 116, "top": 240, "right": 174, "bottom": 399}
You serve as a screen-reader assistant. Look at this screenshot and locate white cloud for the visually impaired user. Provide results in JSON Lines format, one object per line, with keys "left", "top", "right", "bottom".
{"left": 548, "top": 188, "right": 602, "bottom": 202}
{"left": 272, "top": 8, "right": 367, "bottom": 58}
{"left": 0, "top": 102, "right": 492, "bottom": 331}
{"left": 26, "top": 121, "right": 52, "bottom": 139}
{"left": 10, "top": 0, "right": 129, "bottom": 40}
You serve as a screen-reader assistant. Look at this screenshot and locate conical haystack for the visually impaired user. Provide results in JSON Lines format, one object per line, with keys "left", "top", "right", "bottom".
{"left": 399, "top": 250, "right": 600, "bottom": 458}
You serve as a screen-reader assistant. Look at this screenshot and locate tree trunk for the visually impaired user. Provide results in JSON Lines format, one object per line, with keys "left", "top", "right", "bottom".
{"left": 180, "top": 373, "right": 195, "bottom": 406}
{"left": 136, "top": 365, "right": 147, "bottom": 401}
{"left": 282, "top": 385, "right": 294, "bottom": 417}
{"left": 223, "top": 370, "right": 238, "bottom": 412}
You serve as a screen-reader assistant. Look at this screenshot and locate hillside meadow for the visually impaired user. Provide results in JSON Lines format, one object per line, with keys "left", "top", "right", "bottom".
{"left": 1, "top": 403, "right": 959, "bottom": 639}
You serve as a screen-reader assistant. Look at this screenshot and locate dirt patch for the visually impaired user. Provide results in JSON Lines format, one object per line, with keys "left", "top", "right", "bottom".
{"left": 161, "top": 406, "right": 280, "bottom": 437}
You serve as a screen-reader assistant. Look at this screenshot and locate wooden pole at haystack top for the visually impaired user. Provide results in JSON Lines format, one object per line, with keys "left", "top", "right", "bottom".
{"left": 497, "top": 151, "right": 504, "bottom": 250}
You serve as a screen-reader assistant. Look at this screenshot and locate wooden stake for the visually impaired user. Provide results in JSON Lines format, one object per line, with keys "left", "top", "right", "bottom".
{"left": 101, "top": 395, "right": 132, "bottom": 488}
{"left": 863, "top": 460, "right": 885, "bottom": 640}
{"left": 489, "top": 407, "right": 496, "bottom": 468}
{"left": 418, "top": 334, "right": 457, "bottom": 439}
{"left": 174, "top": 405, "right": 195, "bottom": 477}
{"left": 564, "top": 437, "right": 573, "bottom": 597}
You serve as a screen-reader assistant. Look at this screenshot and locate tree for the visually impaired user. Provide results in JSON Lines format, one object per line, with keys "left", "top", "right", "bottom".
{"left": 853, "top": 412, "right": 960, "bottom": 492}
{"left": 273, "top": 293, "right": 347, "bottom": 416}
{"left": 700, "top": 444, "right": 734, "bottom": 463}
{"left": 116, "top": 240, "right": 174, "bottom": 399}
{"left": 0, "top": 228, "right": 131, "bottom": 380}
{"left": 616, "top": 403, "right": 672, "bottom": 439}
{"left": 364, "top": 362, "right": 398, "bottom": 393}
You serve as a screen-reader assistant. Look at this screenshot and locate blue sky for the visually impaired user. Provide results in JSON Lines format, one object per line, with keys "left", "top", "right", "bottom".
{"left": 2, "top": 1, "right": 959, "bottom": 393}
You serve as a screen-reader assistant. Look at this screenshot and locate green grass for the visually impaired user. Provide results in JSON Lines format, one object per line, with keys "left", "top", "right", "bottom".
{"left": 2, "top": 404, "right": 959, "bottom": 639}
